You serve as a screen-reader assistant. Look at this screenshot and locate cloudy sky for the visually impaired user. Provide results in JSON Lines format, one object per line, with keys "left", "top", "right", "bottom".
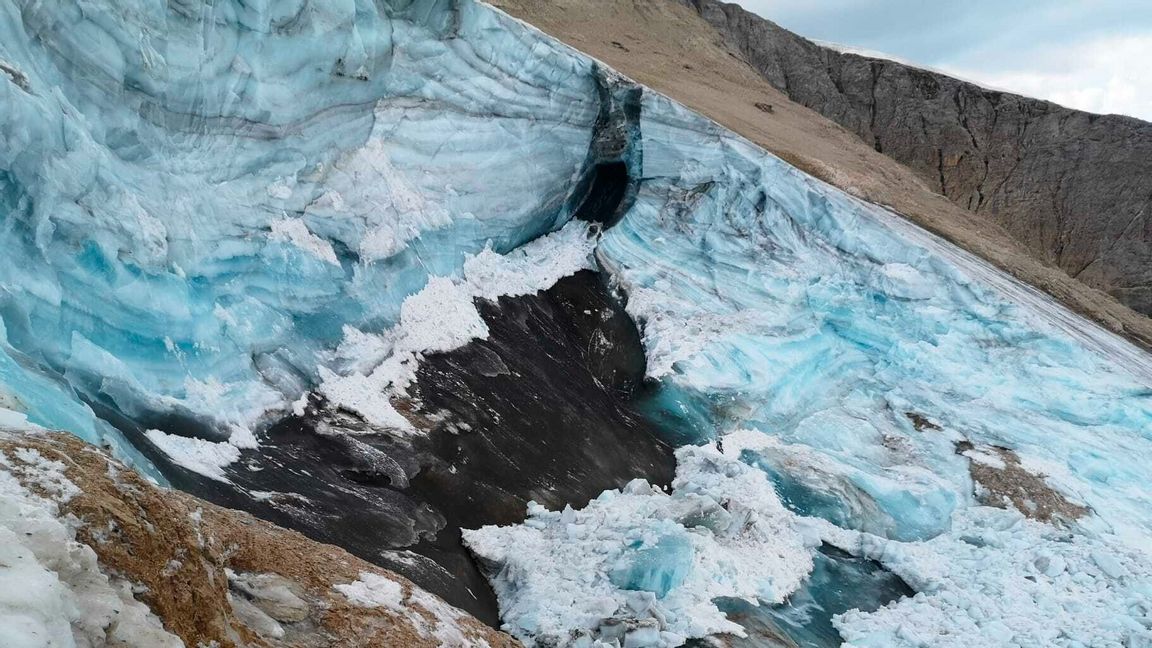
{"left": 732, "top": 0, "right": 1152, "bottom": 121}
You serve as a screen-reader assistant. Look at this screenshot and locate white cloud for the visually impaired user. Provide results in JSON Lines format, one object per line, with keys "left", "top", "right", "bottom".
{"left": 943, "top": 34, "right": 1152, "bottom": 121}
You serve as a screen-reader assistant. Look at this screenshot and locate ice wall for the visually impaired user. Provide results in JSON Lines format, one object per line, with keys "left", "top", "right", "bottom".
{"left": 470, "top": 91, "right": 1152, "bottom": 646}
{"left": 0, "top": 0, "right": 620, "bottom": 473}
{"left": 597, "top": 93, "right": 1152, "bottom": 546}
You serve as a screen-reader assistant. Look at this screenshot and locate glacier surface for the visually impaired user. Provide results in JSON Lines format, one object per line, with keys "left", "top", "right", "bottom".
{"left": 2, "top": 0, "right": 1152, "bottom": 646}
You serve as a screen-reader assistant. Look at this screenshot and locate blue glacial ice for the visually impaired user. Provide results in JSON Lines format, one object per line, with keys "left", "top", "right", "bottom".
{"left": 0, "top": 0, "right": 616, "bottom": 476}
{"left": 2, "top": 0, "right": 1152, "bottom": 645}
{"left": 467, "top": 94, "right": 1152, "bottom": 646}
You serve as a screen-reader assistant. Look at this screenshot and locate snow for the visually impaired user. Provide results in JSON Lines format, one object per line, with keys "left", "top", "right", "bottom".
{"left": 469, "top": 437, "right": 1152, "bottom": 648}
{"left": 336, "top": 571, "right": 489, "bottom": 647}
{"left": 824, "top": 508, "right": 1152, "bottom": 647}
{"left": 335, "top": 572, "right": 405, "bottom": 611}
{"left": 318, "top": 220, "right": 597, "bottom": 433}
{"left": 0, "top": 444, "right": 182, "bottom": 647}
{"left": 269, "top": 218, "right": 341, "bottom": 266}
{"left": 144, "top": 429, "right": 241, "bottom": 482}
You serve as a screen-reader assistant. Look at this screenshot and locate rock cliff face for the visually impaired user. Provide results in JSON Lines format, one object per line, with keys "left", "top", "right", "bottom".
{"left": 684, "top": 0, "right": 1152, "bottom": 315}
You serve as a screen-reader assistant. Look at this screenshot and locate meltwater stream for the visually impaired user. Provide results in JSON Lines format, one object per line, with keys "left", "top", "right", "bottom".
{"left": 2, "top": 1, "right": 1152, "bottom": 647}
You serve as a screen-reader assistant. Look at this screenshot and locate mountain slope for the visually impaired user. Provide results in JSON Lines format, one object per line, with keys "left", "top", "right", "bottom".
{"left": 489, "top": 0, "right": 1152, "bottom": 349}
{"left": 685, "top": 0, "right": 1152, "bottom": 316}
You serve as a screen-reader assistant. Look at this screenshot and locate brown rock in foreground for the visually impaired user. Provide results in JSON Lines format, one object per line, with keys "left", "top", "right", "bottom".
{"left": 0, "top": 428, "right": 519, "bottom": 648}
{"left": 489, "top": 0, "right": 1152, "bottom": 350}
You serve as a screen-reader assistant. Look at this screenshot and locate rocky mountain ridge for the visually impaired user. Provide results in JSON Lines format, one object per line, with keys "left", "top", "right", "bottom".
{"left": 685, "top": 0, "right": 1152, "bottom": 316}
{"left": 491, "top": 0, "right": 1152, "bottom": 349}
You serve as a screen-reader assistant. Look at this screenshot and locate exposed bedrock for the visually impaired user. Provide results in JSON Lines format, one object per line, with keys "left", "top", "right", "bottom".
{"left": 144, "top": 269, "right": 676, "bottom": 625}
{"left": 684, "top": 0, "right": 1152, "bottom": 315}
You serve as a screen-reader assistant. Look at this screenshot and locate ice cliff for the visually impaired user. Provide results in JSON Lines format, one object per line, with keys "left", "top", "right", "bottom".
{"left": 2, "top": 0, "right": 1152, "bottom": 647}
{"left": 0, "top": 0, "right": 620, "bottom": 475}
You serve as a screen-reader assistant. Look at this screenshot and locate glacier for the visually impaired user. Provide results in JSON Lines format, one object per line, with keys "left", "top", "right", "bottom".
{"left": 469, "top": 92, "right": 1152, "bottom": 647}
{"left": 2, "top": 0, "right": 1152, "bottom": 646}
{"left": 0, "top": 0, "right": 618, "bottom": 477}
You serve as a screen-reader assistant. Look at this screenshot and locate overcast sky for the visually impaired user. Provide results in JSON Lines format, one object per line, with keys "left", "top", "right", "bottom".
{"left": 732, "top": 0, "right": 1152, "bottom": 121}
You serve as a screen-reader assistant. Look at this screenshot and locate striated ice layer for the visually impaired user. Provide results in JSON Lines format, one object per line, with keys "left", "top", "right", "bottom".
{"left": 0, "top": 0, "right": 611, "bottom": 472}
{"left": 598, "top": 93, "right": 1152, "bottom": 546}
{"left": 464, "top": 445, "right": 812, "bottom": 647}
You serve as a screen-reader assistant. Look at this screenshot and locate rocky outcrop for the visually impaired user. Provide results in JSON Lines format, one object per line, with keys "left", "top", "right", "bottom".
{"left": 684, "top": 0, "right": 1152, "bottom": 315}
{"left": 145, "top": 270, "right": 676, "bottom": 625}
{"left": 0, "top": 428, "right": 518, "bottom": 647}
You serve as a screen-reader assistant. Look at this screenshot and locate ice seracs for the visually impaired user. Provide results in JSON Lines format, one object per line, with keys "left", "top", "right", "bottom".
{"left": 464, "top": 444, "right": 812, "bottom": 647}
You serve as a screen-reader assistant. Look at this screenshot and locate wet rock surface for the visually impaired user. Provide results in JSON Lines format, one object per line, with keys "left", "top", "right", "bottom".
{"left": 149, "top": 270, "right": 676, "bottom": 625}
{"left": 683, "top": 0, "right": 1152, "bottom": 315}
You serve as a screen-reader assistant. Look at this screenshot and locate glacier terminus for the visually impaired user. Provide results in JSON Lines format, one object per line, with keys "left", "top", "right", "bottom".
{"left": 1, "top": 0, "right": 1151, "bottom": 647}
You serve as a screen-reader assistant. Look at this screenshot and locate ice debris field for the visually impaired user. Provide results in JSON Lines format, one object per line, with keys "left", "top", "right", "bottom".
{"left": 1, "top": 0, "right": 1152, "bottom": 646}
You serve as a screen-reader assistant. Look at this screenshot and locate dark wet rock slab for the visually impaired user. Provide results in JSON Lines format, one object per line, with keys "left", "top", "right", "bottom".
{"left": 150, "top": 269, "right": 676, "bottom": 625}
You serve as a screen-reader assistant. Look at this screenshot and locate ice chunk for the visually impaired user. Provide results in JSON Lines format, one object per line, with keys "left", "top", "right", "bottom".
{"left": 609, "top": 534, "right": 694, "bottom": 599}
{"left": 463, "top": 445, "right": 812, "bottom": 646}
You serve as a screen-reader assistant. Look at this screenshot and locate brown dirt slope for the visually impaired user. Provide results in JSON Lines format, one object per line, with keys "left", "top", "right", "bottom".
{"left": 489, "top": 0, "right": 1152, "bottom": 350}
{"left": 0, "top": 429, "right": 519, "bottom": 648}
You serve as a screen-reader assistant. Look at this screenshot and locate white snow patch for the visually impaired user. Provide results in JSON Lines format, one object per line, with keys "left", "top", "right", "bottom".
{"left": 318, "top": 220, "right": 596, "bottom": 433}
{"left": 962, "top": 447, "right": 1008, "bottom": 470}
{"left": 335, "top": 571, "right": 487, "bottom": 647}
{"left": 335, "top": 572, "right": 404, "bottom": 611}
{"left": 144, "top": 429, "right": 241, "bottom": 482}
{"left": 0, "top": 406, "right": 42, "bottom": 432}
{"left": 269, "top": 218, "right": 340, "bottom": 266}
